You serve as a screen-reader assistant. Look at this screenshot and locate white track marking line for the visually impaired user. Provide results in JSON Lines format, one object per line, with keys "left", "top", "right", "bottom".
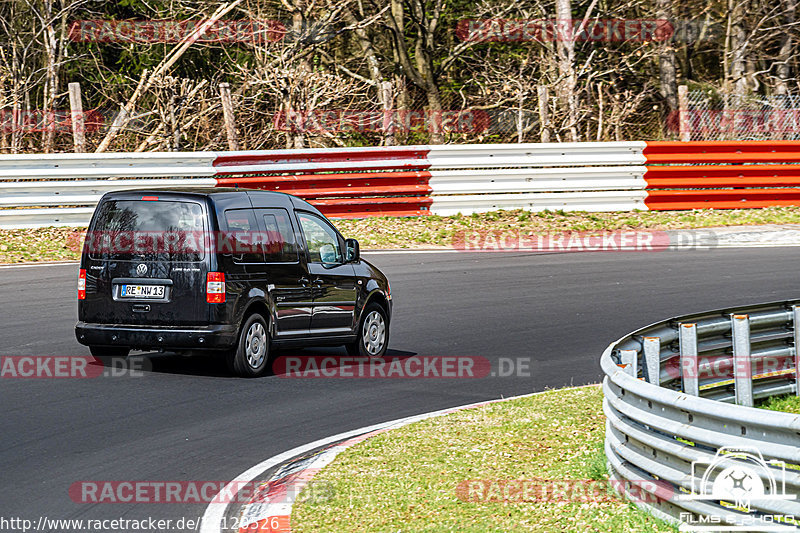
{"left": 0, "top": 261, "right": 79, "bottom": 269}
{"left": 362, "top": 249, "right": 457, "bottom": 254}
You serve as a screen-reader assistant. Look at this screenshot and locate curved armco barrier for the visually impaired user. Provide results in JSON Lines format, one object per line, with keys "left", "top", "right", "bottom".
{"left": 5, "top": 140, "right": 800, "bottom": 227}
{"left": 602, "top": 301, "right": 800, "bottom": 528}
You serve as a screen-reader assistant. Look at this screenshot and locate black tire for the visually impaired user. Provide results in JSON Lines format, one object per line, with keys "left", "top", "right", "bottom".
{"left": 346, "top": 303, "right": 389, "bottom": 358}
{"left": 230, "top": 313, "right": 270, "bottom": 377}
{"left": 89, "top": 346, "right": 130, "bottom": 358}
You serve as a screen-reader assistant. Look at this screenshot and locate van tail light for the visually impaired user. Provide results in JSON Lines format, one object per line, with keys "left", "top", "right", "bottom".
{"left": 77, "top": 269, "right": 86, "bottom": 300}
{"left": 206, "top": 272, "right": 226, "bottom": 303}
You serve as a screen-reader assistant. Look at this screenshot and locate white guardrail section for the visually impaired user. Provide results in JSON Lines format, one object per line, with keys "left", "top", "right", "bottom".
{"left": 0, "top": 152, "right": 217, "bottom": 228}
{"left": 427, "top": 142, "right": 647, "bottom": 216}
{"left": 0, "top": 142, "right": 647, "bottom": 228}
{"left": 603, "top": 300, "right": 800, "bottom": 529}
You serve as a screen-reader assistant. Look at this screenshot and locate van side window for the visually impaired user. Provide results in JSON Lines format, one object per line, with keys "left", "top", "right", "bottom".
{"left": 298, "top": 212, "right": 342, "bottom": 264}
{"left": 223, "top": 209, "right": 261, "bottom": 263}
{"left": 259, "top": 209, "right": 298, "bottom": 263}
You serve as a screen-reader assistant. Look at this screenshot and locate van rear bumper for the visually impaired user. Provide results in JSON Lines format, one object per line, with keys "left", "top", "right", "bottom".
{"left": 75, "top": 322, "right": 238, "bottom": 350}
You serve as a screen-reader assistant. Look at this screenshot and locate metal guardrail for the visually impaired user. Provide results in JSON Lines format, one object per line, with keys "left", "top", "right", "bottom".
{"left": 644, "top": 141, "right": 800, "bottom": 210}
{"left": 602, "top": 300, "right": 800, "bottom": 529}
{"left": 5, "top": 140, "right": 800, "bottom": 227}
{"left": 0, "top": 142, "right": 648, "bottom": 228}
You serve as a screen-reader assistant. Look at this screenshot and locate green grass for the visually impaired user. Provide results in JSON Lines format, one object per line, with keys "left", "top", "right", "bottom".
{"left": 758, "top": 394, "right": 800, "bottom": 414}
{"left": 291, "top": 386, "right": 676, "bottom": 532}
{"left": 4, "top": 206, "right": 800, "bottom": 263}
{"left": 0, "top": 227, "right": 84, "bottom": 263}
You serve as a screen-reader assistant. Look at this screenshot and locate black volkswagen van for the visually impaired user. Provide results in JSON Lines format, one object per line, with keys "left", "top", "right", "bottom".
{"left": 75, "top": 189, "right": 391, "bottom": 377}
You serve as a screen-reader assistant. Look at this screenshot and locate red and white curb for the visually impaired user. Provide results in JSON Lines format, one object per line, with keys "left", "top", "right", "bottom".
{"left": 234, "top": 429, "right": 386, "bottom": 533}
{"left": 199, "top": 389, "right": 566, "bottom": 533}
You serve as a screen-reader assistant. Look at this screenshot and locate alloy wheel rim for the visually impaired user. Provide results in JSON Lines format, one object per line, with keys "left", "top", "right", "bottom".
{"left": 245, "top": 322, "right": 267, "bottom": 368}
{"left": 362, "top": 311, "right": 386, "bottom": 356}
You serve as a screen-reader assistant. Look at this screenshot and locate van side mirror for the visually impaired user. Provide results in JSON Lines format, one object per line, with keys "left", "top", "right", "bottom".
{"left": 345, "top": 238, "right": 360, "bottom": 263}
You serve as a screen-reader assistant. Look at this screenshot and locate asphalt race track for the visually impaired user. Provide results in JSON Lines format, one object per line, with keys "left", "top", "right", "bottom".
{"left": 2, "top": 248, "right": 799, "bottom": 530}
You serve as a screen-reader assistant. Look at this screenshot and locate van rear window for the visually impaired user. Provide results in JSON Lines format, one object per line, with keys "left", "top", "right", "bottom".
{"left": 87, "top": 200, "right": 205, "bottom": 262}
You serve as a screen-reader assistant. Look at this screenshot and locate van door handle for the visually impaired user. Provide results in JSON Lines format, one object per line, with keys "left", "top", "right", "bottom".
{"left": 312, "top": 278, "right": 324, "bottom": 286}
{"left": 299, "top": 277, "right": 310, "bottom": 287}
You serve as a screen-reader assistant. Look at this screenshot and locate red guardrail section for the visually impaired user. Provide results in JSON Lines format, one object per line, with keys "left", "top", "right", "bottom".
{"left": 644, "top": 141, "right": 800, "bottom": 209}
{"left": 212, "top": 148, "right": 433, "bottom": 217}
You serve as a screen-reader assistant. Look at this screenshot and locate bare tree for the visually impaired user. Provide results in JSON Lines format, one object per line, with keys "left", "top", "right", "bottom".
{"left": 656, "top": 0, "right": 679, "bottom": 113}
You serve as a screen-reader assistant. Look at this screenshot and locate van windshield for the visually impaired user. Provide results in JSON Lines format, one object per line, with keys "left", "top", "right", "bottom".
{"left": 87, "top": 199, "right": 206, "bottom": 262}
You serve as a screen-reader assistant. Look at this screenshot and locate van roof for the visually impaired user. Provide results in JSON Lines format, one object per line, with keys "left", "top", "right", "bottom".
{"left": 101, "top": 187, "right": 286, "bottom": 198}
{"left": 99, "top": 188, "right": 322, "bottom": 214}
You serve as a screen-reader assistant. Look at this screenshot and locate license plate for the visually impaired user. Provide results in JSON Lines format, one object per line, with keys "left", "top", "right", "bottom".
{"left": 120, "top": 284, "right": 166, "bottom": 299}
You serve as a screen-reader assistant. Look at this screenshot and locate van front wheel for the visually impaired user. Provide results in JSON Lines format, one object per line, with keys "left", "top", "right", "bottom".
{"left": 346, "top": 303, "right": 389, "bottom": 358}
{"left": 230, "top": 314, "right": 270, "bottom": 377}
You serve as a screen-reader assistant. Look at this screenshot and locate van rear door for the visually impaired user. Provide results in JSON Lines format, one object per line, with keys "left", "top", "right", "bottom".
{"left": 80, "top": 196, "right": 211, "bottom": 327}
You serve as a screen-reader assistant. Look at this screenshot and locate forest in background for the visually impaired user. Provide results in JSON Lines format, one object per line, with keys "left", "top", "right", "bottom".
{"left": 0, "top": 0, "right": 797, "bottom": 152}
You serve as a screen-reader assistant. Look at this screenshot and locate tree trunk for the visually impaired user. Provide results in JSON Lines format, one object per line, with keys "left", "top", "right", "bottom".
{"left": 555, "top": 0, "right": 578, "bottom": 141}
{"left": 425, "top": 83, "right": 445, "bottom": 144}
{"left": 775, "top": 0, "right": 796, "bottom": 95}
{"left": 385, "top": 0, "right": 446, "bottom": 143}
{"left": 41, "top": 0, "right": 57, "bottom": 153}
{"left": 10, "top": 36, "right": 21, "bottom": 154}
{"left": 726, "top": 0, "right": 748, "bottom": 96}
{"left": 656, "top": 0, "right": 679, "bottom": 114}
{"left": 343, "top": 7, "right": 394, "bottom": 144}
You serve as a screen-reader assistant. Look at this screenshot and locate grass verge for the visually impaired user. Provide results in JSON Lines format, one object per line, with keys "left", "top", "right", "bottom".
{"left": 758, "top": 394, "right": 800, "bottom": 414}
{"left": 291, "top": 385, "right": 676, "bottom": 532}
{"left": 4, "top": 206, "right": 800, "bottom": 263}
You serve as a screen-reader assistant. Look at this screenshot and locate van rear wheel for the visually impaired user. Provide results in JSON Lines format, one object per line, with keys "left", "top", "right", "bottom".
{"left": 230, "top": 314, "right": 270, "bottom": 377}
{"left": 89, "top": 346, "right": 130, "bottom": 358}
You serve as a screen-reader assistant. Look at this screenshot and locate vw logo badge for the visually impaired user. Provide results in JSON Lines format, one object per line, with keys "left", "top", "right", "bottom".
{"left": 136, "top": 263, "right": 148, "bottom": 276}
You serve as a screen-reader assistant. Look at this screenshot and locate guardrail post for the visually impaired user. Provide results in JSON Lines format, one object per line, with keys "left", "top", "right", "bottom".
{"left": 793, "top": 306, "right": 800, "bottom": 397}
{"left": 731, "top": 314, "right": 754, "bottom": 407}
{"left": 643, "top": 337, "right": 661, "bottom": 385}
{"left": 620, "top": 350, "right": 638, "bottom": 377}
{"left": 679, "top": 323, "right": 699, "bottom": 396}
